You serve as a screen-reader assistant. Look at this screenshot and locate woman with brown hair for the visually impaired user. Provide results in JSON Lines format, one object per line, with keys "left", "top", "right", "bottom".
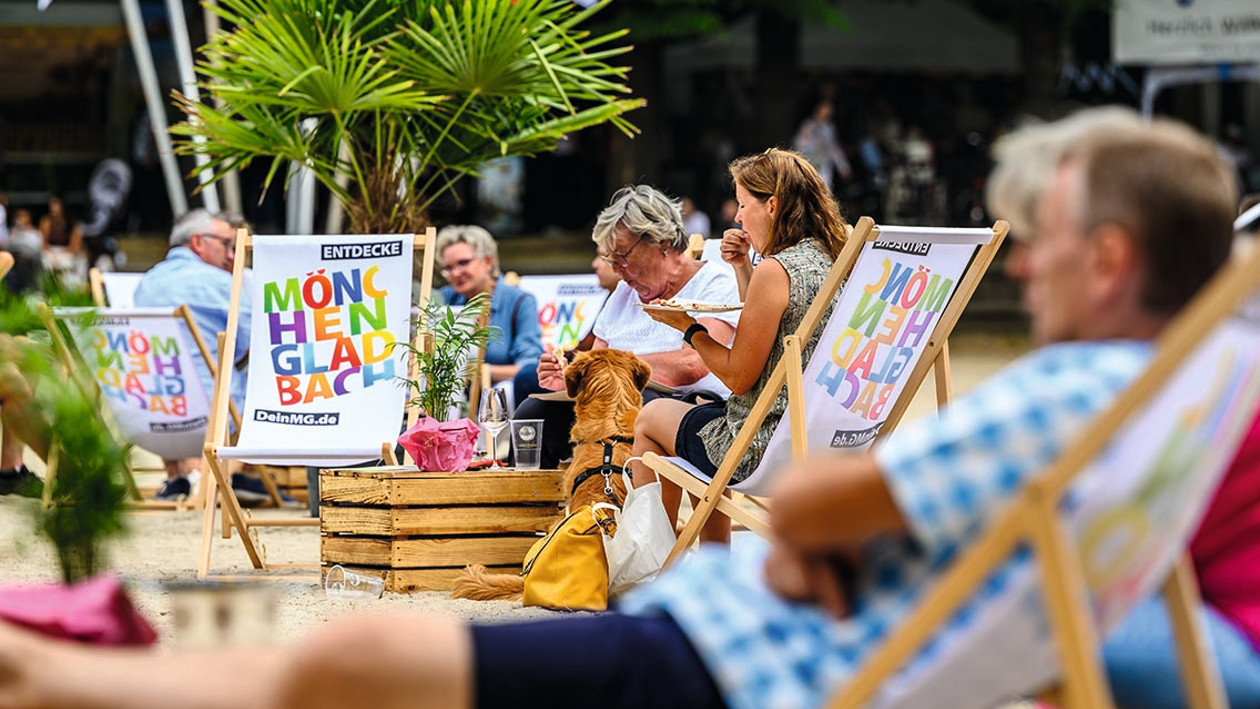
{"left": 630, "top": 147, "right": 849, "bottom": 543}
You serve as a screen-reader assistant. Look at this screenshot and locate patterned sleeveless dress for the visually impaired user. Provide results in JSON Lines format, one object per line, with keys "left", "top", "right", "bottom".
{"left": 698, "top": 237, "right": 836, "bottom": 482}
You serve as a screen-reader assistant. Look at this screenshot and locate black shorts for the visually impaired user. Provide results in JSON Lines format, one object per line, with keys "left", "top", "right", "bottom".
{"left": 673, "top": 401, "right": 725, "bottom": 478}
{"left": 470, "top": 613, "right": 726, "bottom": 709}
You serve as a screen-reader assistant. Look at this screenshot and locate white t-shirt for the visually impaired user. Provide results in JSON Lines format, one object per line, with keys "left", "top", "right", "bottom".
{"left": 593, "top": 261, "right": 741, "bottom": 398}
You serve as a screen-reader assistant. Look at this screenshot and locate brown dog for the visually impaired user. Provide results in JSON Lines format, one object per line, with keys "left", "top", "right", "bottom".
{"left": 450, "top": 349, "right": 651, "bottom": 601}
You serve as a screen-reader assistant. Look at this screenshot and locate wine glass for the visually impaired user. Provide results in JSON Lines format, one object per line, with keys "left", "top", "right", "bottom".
{"left": 478, "top": 388, "right": 510, "bottom": 470}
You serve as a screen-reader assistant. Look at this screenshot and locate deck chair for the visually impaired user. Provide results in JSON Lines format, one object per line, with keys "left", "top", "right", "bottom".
{"left": 467, "top": 273, "right": 608, "bottom": 424}
{"left": 88, "top": 268, "right": 143, "bottom": 308}
{"left": 198, "top": 227, "right": 436, "bottom": 579}
{"left": 515, "top": 273, "right": 608, "bottom": 353}
{"left": 825, "top": 240, "right": 1260, "bottom": 709}
{"left": 39, "top": 304, "right": 241, "bottom": 510}
{"left": 643, "top": 217, "right": 1008, "bottom": 565}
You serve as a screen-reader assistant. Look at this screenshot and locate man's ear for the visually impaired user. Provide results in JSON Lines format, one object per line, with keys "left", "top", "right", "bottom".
{"left": 1089, "top": 222, "right": 1141, "bottom": 301}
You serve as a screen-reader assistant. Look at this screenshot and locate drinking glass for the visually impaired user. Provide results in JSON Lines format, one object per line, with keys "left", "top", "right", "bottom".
{"left": 478, "top": 388, "right": 510, "bottom": 470}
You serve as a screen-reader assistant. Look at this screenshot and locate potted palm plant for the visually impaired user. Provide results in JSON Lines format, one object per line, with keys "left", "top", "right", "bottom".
{"left": 173, "top": 0, "right": 642, "bottom": 234}
{"left": 392, "top": 293, "right": 500, "bottom": 470}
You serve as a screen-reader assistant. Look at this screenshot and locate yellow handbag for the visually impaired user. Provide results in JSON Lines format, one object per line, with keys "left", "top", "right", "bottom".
{"left": 521, "top": 505, "right": 610, "bottom": 611}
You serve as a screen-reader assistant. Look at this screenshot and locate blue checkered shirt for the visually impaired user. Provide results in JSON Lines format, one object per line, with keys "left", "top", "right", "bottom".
{"left": 619, "top": 341, "right": 1151, "bottom": 709}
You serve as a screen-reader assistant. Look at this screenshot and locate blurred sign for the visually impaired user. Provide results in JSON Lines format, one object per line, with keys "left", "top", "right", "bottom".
{"left": 1115, "top": 0, "right": 1260, "bottom": 65}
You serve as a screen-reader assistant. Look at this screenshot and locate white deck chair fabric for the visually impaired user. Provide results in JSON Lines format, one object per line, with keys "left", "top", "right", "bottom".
{"left": 850, "top": 273, "right": 1260, "bottom": 709}
{"left": 514, "top": 273, "right": 609, "bottom": 351}
{"left": 661, "top": 226, "right": 994, "bottom": 497}
{"left": 216, "top": 233, "right": 415, "bottom": 466}
{"left": 100, "top": 272, "right": 143, "bottom": 308}
{"left": 53, "top": 307, "right": 212, "bottom": 460}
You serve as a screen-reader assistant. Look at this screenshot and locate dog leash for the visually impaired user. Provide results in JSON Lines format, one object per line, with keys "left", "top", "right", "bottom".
{"left": 571, "top": 436, "right": 633, "bottom": 503}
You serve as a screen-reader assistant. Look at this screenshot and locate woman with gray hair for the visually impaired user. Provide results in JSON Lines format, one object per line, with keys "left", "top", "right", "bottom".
{"left": 436, "top": 225, "right": 544, "bottom": 400}
{"left": 518, "top": 185, "right": 742, "bottom": 469}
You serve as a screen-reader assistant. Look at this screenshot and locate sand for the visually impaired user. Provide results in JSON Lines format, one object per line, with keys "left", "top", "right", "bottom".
{"left": 0, "top": 335, "right": 1029, "bottom": 649}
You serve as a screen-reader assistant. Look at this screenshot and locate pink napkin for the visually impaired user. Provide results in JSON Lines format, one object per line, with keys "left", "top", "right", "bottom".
{"left": 398, "top": 416, "right": 481, "bottom": 472}
{"left": 0, "top": 575, "right": 157, "bottom": 646}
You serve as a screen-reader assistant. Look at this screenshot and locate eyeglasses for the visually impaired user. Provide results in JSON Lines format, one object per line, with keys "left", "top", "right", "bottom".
{"left": 440, "top": 257, "right": 477, "bottom": 275}
{"left": 598, "top": 235, "right": 646, "bottom": 268}
{"left": 200, "top": 233, "right": 235, "bottom": 250}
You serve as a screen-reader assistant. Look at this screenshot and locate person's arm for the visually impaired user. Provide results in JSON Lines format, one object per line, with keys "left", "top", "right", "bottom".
{"left": 0, "top": 613, "right": 475, "bottom": 709}
{"left": 490, "top": 292, "right": 542, "bottom": 385}
{"left": 768, "top": 452, "right": 907, "bottom": 551}
{"left": 38, "top": 217, "right": 51, "bottom": 249}
{"left": 719, "top": 229, "right": 754, "bottom": 300}
{"left": 648, "top": 257, "right": 788, "bottom": 395}
{"left": 763, "top": 452, "right": 907, "bottom": 618}
{"left": 67, "top": 223, "right": 84, "bottom": 255}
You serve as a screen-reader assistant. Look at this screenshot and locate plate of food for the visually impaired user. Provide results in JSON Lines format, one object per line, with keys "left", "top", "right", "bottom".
{"left": 641, "top": 299, "right": 744, "bottom": 313}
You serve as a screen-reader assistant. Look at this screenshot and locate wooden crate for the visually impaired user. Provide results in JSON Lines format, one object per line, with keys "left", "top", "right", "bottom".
{"left": 319, "top": 466, "right": 565, "bottom": 594}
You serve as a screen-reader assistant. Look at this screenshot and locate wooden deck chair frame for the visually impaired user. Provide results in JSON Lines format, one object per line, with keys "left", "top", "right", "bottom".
{"left": 643, "top": 217, "right": 1008, "bottom": 566}
{"left": 38, "top": 303, "right": 242, "bottom": 511}
{"left": 824, "top": 243, "right": 1260, "bottom": 709}
{"left": 197, "top": 227, "right": 436, "bottom": 580}
{"left": 88, "top": 267, "right": 105, "bottom": 306}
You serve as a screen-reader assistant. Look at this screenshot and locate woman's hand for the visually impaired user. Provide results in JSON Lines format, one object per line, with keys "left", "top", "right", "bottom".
{"left": 720, "top": 228, "right": 752, "bottom": 265}
{"left": 642, "top": 305, "right": 695, "bottom": 333}
{"left": 536, "top": 349, "right": 567, "bottom": 391}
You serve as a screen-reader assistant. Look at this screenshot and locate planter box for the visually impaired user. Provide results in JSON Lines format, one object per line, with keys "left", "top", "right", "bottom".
{"left": 319, "top": 466, "right": 565, "bottom": 593}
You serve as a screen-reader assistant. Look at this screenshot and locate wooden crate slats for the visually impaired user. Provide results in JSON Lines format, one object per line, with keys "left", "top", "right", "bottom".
{"left": 319, "top": 469, "right": 565, "bottom": 506}
{"left": 321, "top": 536, "right": 539, "bottom": 568}
{"left": 321, "top": 505, "right": 562, "bottom": 536}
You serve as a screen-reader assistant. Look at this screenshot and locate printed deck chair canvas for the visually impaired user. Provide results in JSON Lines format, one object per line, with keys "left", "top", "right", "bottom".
{"left": 198, "top": 227, "right": 435, "bottom": 579}
{"left": 467, "top": 273, "right": 608, "bottom": 424}
{"left": 88, "top": 268, "right": 143, "bottom": 308}
{"left": 40, "top": 305, "right": 241, "bottom": 510}
{"left": 643, "top": 217, "right": 1008, "bottom": 565}
{"left": 824, "top": 240, "right": 1260, "bottom": 709}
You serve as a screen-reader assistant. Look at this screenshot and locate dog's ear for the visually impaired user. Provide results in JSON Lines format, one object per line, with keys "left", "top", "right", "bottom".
{"left": 565, "top": 354, "right": 590, "bottom": 398}
{"left": 631, "top": 356, "right": 652, "bottom": 393}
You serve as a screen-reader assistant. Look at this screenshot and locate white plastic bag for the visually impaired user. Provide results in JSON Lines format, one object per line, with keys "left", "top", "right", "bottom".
{"left": 595, "top": 471, "right": 677, "bottom": 596}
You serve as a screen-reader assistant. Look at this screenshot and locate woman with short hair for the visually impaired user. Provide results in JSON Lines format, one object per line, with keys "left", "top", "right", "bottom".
{"left": 436, "top": 225, "right": 544, "bottom": 403}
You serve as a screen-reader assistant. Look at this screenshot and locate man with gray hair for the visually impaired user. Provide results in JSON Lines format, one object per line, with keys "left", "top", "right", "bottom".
{"left": 133, "top": 209, "right": 252, "bottom": 501}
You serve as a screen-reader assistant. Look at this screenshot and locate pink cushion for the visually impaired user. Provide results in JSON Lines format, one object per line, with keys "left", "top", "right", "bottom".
{"left": 0, "top": 575, "right": 157, "bottom": 646}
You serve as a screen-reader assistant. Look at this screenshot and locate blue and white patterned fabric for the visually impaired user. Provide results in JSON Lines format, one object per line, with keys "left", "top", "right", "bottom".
{"left": 619, "top": 340, "right": 1151, "bottom": 709}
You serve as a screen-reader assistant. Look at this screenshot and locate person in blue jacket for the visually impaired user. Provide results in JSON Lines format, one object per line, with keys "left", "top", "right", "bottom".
{"left": 436, "top": 225, "right": 544, "bottom": 404}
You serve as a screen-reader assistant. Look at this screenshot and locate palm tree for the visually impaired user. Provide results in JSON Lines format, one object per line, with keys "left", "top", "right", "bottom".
{"left": 174, "top": 0, "right": 643, "bottom": 234}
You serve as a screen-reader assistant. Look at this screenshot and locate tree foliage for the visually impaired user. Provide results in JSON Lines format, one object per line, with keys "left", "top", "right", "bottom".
{"left": 174, "top": 0, "right": 644, "bottom": 234}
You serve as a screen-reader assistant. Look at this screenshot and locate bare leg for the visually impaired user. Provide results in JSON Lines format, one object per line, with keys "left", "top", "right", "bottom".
{"left": 0, "top": 425, "right": 22, "bottom": 470}
{"left": 630, "top": 398, "right": 694, "bottom": 529}
{"left": 0, "top": 615, "right": 474, "bottom": 709}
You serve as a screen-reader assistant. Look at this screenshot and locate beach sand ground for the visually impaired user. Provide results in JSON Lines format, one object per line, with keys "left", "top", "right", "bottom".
{"left": 0, "top": 334, "right": 1030, "bottom": 648}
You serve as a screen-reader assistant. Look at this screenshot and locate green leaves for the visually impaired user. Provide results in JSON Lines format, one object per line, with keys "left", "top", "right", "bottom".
{"left": 0, "top": 291, "right": 129, "bottom": 585}
{"left": 174, "top": 0, "right": 642, "bottom": 234}
{"left": 393, "top": 291, "right": 501, "bottom": 421}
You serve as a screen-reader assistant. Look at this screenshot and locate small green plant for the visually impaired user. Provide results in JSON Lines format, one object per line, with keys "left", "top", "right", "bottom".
{"left": 393, "top": 292, "right": 501, "bottom": 422}
{"left": 0, "top": 280, "right": 129, "bottom": 584}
